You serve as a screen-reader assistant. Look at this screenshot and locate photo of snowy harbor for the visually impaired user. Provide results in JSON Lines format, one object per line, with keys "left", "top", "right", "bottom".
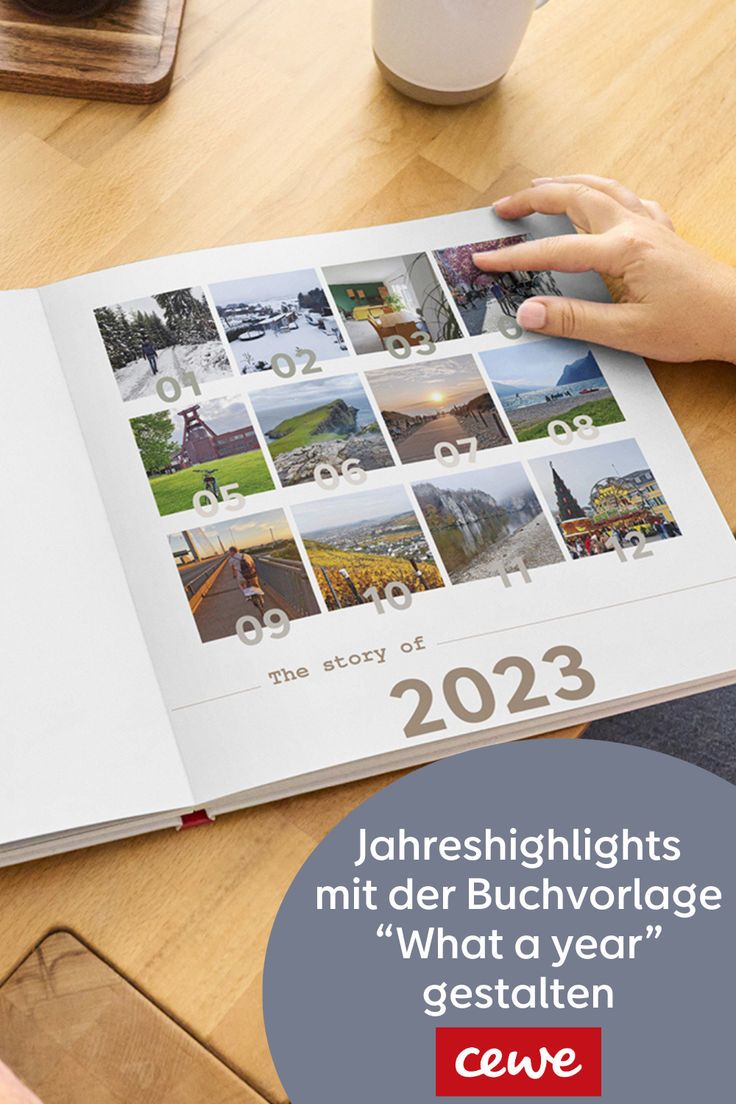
{"left": 209, "top": 269, "right": 348, "bottom": 374}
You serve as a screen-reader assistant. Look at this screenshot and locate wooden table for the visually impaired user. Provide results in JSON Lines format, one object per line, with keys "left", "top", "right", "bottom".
{"left": 1, "top": 1, "right": 734, "bottom": 1100}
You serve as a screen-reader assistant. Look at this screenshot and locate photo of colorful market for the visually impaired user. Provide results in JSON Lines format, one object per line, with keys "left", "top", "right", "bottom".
{"left": 530, "top": 439, "right": 681, "bottom": 558}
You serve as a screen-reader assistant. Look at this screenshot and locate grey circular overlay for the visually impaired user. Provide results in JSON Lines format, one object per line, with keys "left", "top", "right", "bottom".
{"left": 264, "top": 740, "right": 734, "bottom": 1102}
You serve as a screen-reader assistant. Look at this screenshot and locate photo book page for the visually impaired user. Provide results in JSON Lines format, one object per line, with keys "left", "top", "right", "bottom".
{"left": 5, "top": 206, "right": 736, "bottom": 853}
{"left": 0, "top": 289, "right": 194, "bottom": 848}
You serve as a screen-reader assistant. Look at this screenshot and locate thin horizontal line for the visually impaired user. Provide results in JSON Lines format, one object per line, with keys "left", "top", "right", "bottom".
{"left": 171, "top": 685, "right": 262, "bottom": 711}
{"left": 437, "top": 574, "right": 736, "bottom": 646}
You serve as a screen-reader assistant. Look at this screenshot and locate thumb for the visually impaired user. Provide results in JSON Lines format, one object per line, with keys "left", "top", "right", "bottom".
{"left": 516, "top": 296, "right": 637, "bottom": 350}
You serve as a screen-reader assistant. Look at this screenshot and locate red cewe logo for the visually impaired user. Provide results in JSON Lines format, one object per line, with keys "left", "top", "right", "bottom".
{"left": 436, "top": 1027, "right": 602, "bottom": 1097}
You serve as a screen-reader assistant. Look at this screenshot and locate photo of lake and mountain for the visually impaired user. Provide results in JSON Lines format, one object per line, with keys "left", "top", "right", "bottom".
{"left": 480, "top": 338, "right": 625, "bottom": 442}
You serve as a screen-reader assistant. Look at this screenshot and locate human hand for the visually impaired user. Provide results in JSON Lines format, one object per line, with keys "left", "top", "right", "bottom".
{"left": 473, "top": 174, "right": 736, "bottom": 363}
{"left": 0, "top": 1060, "right": 43, "bottom": 1103}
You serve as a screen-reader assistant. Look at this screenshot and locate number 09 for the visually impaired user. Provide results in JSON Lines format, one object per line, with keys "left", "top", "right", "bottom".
{"left": 236, "top": 608, "right": 290, "bottom": 645}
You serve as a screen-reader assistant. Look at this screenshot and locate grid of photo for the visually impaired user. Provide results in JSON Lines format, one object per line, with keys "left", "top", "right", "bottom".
{"left": 209, "top": 269, "right": 348, "bottom": 374}
{"left": 413, "top": 463, "right": 564, "bottom": 583}
{"left": 95, "top": 286, "right": 232, "bottom": 401}
{"left": 365, "top": 354, "right": 510, "bottom": 463}
{"left": 169, "top": 509, "right": 320, "bottom": 643}
{"left": 479, "top": 338, "right": 625, "bottom": 442}
{"left": 249, "top": 374, "right": 394, "bottom": 488}
{"left": 433, "top": 235, "right": 563, "bottom": 337}
{"left": 322, "top": 253, "right": 461, "bottom": 355}
{"left": 529, "top": 439, "right": 681, "bottom": 558}
{"left": 291, "top": 485, "right": 444, "bottom": 611}
{"left": 90, "top": 237, "right": 678, "bottom": 643}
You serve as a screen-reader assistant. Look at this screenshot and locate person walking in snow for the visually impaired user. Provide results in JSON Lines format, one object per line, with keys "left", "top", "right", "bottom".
{"left": 142, "top": 338, "right": 159, "bottom": 375}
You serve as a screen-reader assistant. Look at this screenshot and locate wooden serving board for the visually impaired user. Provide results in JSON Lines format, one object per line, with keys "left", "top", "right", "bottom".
{"left": 0, "top": 0, "right": 185, "bottom": 102}
{"left": 0, "top": 931, "right": 269, "bottom": 1103}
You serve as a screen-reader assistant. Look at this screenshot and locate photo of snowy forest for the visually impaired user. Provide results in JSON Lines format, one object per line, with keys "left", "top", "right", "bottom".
{"left": 94, "top": 286, "right": 233, "bottom": 401}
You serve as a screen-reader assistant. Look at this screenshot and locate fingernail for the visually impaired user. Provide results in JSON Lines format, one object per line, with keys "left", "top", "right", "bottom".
{"left": 492, "top": 196, "right": 511, "bottom": 209}
{"left": 517, "top": 300, "right": 547, "bottom": 330}
{"left": 532, "top": 177, "right": 555, "bottom": 186}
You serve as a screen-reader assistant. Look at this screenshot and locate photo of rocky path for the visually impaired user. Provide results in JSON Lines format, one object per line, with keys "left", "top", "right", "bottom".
{"left": 454, "top": 514, "right": 564, "bottom": 582}
{"left": 413, "top": 463, "right": 565, "bottom": 583}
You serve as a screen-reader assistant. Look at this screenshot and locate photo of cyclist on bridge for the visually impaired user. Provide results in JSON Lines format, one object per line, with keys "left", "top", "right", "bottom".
{"left": 227, "top": 545, "right": 265, "bottom": 620}
{"left": 169, "top": 508, "right": 320, "bottom": 642}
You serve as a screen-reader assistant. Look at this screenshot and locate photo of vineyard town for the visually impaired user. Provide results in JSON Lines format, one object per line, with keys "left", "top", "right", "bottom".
{"left": 169, "top": 508, "right": 319, "bottom": 643}
{"left": 433, "top": 235, "right": 563, "bottom": 336}
{"left": 209, "top": 268, "right": 348, "bottom": 373}
{"left": 529, "top": 438, "right": 681, "bottom": 559}
{"left": 94, "top": 286, "right": 232, "bottom": 401}
{"left": 413, "top": 463, "right": 565, "bottom": 583}
{"left": 480, "top": 338, "right": 625, "bottom": 441}
{"left": 249, "top": 374, "right": 394, "bottom": 487}
{"left": 292, "top": 485, "right": 444, "bottom": 610}
{"left": 365, "top": 354, "right": 510, "bottom": 463}
{"left": 129, "top": 394, "right": 273, "bottom": 516}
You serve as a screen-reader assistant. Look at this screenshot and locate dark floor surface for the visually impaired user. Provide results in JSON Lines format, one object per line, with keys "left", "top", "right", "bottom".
{"left": 585, "top": 684, "right": 736, "bottom": 784}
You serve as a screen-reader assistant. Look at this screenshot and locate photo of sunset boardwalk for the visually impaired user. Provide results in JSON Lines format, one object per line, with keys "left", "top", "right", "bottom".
{"left": 365, "top": 354, "right": 510, "bottom": 464}
{"left": 170, "top": 510, "right": 319, "bottom": 642}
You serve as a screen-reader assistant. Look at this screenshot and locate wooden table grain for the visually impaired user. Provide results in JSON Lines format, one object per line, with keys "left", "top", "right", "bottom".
{"left": 0, "top": 1, "right": 734, "bottom": 1101}
{"left": 0, "top": 932, "right": 268, "bottom": 1103}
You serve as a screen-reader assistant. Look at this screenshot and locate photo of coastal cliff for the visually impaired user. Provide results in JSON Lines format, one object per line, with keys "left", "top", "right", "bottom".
{"left": 479, "top": 339, "right": 625, "bottom": 442}
{"left": 249, "top": 374, "right": 394, "bottom": 487}
{"left": 413, "top": 463, "right": 565, "bottom": 583}
{"left": 365, "top": 354, "right": 510, "bottom": 464}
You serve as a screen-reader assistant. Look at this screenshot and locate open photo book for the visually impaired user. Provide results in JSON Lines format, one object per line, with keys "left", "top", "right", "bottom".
{"left": 3, "top": 206, "right": 735, "bottom": 865}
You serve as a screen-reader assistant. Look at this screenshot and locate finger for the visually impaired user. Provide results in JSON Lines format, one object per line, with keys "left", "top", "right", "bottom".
{"left": 516, "top": 295, "right": 643, "bottom": 351}
{"left": 641, "top": 198, "right": 674, "bottom": 229}
{"left": 493, "top": 183, "right": 629, "bottom": 233}
{"left": 0, "top": 1062, "right": 43, "bottom": 1104}
{"left": 472, "top": 233, "right": 625, "bottom": 276}
{"left": 531, "top": 174, "right": 652, "bottom": 218}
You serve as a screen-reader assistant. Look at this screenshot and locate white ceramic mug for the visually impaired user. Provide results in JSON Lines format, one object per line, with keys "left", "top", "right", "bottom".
{"left": 373, "top": 0, "right": 551, "bottom": 105}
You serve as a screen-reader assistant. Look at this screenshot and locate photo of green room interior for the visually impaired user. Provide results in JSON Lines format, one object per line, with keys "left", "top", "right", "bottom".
{"left": 322, "top": 252, "right": 461, "bottom": 355}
